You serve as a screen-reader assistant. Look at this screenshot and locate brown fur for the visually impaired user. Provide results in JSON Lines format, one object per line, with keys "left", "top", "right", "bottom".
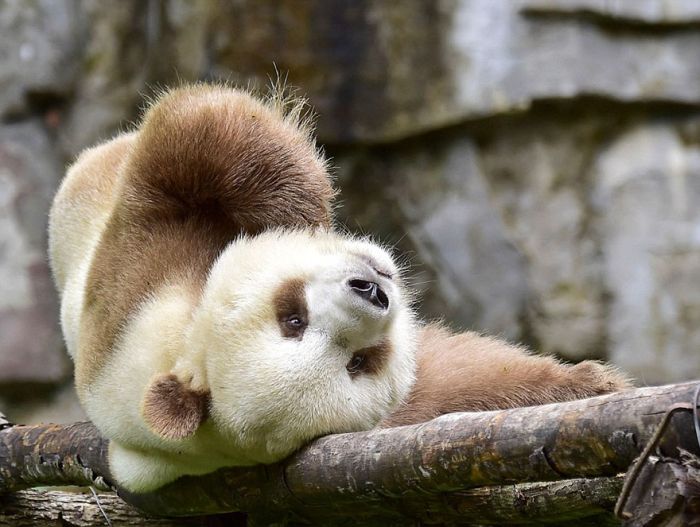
{"left": 381, "top": 324, "right": 631, "bottom": 427}
{"left": 72, "top": 85, "right": 334, "bottom": 390}
{"left": 273, "top": 278, "right": 309, "bottom": 340}
{"left": 348, "top": 340, "right": 392, "bottom": 378}
{"left": 142, "top": 374, "right": 210, "bottom": 440}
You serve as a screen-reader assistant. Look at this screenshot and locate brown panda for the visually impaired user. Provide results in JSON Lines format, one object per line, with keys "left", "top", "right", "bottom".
{"left": 48, "top": 84, "right": 629, "bottom": 492}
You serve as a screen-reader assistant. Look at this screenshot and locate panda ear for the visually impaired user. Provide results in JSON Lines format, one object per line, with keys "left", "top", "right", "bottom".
{"left": 141, "top": 373, "right": 210, "bottom": 440}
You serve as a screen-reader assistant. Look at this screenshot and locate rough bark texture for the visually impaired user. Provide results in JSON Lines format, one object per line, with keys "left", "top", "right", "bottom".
{"left": 0, "top": 421, "right": 111, "bottom": 493}
{"left": 0, "top": 478, "right": 622, "bottom": 526}
{"left": 0, "top": 489, "right": 246, "bottom": 527}
{"left": 1, "top": 382, "right": 699, "bottom": 525}
{"left": 619, "top": 450, "right": 700, "bottom": 527}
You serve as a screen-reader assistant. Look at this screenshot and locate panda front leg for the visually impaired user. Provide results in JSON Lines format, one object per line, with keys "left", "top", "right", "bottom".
{"left": 108, "top": 442, "right": 188, "bottom": 493}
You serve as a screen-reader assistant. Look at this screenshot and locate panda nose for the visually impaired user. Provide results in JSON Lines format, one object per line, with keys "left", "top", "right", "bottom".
{"left": 348, "top": 279, "right": 390, "bottom": 310}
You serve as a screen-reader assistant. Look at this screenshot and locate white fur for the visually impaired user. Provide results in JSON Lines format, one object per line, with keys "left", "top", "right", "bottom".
{"left": 53, "top": 200, "right": 417, "bottom": 490}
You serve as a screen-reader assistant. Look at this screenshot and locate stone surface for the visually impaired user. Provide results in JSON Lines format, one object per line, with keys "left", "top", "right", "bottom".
{"left": 206, "top": 1, "right": 454, "bottom": 143}
{"left": 56, "top": 1, "right": 155, "bottom": 158}
{"left": 2, "top": 0, "right": 700, "bottom": 409}
{"left": 336, "top": 110, "right": 607, "bottom": 359}
{"left": 478, "top": 114, "right": 609, "bottom": 360}
{"left": 593, "top": 122, "right": 700, "bottom": 383}
{"left": 0, "top": 122, "right": 68, "bottom": 385}
{"left": 336, "top": 137, "right": 529, "bottom": 342}
{"left": 206, "top": 0, "right": 700, "bottom": 143}
{"left": 521, "top": 0, "right": 700, "bottom": 24}
{"left": 56, "top": 0, "right": 213, "bottom": 158}
{"left": 338, "top": 105, "right": 700, "bottom": 377}
{"left": 0, "top": 0, "right": 82, "bottom": 118}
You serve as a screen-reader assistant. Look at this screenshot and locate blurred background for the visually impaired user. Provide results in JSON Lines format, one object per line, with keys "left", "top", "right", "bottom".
{"left": 1, "top": 0, "right": 700, "bottom": 424}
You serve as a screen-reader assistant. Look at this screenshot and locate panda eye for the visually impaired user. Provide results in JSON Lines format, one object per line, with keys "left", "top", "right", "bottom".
{"left": 286, "top": 315, "right": 303, "bottom": 328}
{"left": 281, "top": 314, "right": 307, "bottom": 339}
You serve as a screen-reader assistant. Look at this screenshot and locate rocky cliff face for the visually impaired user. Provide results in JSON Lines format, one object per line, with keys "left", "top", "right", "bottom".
{"left": 2, "top": 0, "right": 699, "bottom": 421}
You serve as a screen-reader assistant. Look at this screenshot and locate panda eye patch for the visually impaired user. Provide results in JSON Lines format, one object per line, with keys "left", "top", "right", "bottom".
{"left": 273, "top": 278, "right": 309, "bottom": 340}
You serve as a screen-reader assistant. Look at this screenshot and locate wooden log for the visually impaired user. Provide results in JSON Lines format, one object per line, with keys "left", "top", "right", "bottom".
{"left": 0, "top": 489, "right": 246, "bottom": 527}
{"left": 0, "top": 422, "right": 111, "bottom": 493}
{"left": 1, "top": 381, "right": 699, "bottom": 524}
{"left": 618, "top": 450, "right": 700, "bottom": 526}
{"left": 281, "top": 475, "right": 625, "bottom": 526}
{"left": 0, "top": 478, "right": 623, "bottom": 526}
{"left": 124, "top": 382, "right": 700, "bottom": 517}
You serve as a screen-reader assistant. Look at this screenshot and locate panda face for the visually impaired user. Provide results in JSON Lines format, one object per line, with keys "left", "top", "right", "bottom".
{"left": 188, "top": 229, "right": 417, "bottom": 462}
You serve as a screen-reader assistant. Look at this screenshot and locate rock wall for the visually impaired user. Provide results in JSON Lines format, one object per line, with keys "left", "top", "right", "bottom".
{"left": 1, "top": 0, "right": 699, "bottom": 422}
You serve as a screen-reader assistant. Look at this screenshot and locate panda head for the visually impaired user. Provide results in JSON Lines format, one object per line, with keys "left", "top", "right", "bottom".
{"left": 186, "top": 228, "right": 417, "bottom": 462}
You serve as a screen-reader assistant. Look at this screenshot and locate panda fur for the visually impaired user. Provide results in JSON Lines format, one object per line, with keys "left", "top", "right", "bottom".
{"left": 48, "top": 84, "right": 629, "bottom": 492}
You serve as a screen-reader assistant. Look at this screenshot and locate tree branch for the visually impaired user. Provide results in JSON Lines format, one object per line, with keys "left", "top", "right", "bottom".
{"left": 0, "top": 422, "right": 111, "bottom": 492}
{"left": 1, "top": 382, "right": 699, "bottom": 525}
